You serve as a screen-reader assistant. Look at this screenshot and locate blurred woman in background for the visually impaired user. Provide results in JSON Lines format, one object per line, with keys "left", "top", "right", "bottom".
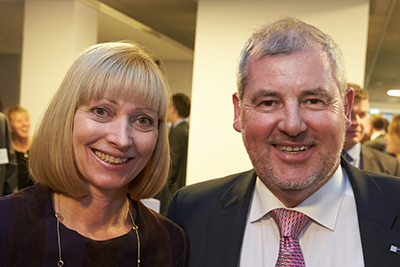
{"left": 4, "top": 104, "right": 34, "bottom": 190}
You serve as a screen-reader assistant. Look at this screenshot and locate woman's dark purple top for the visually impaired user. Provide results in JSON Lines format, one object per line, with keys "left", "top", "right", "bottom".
{"left": 0, "top": 184, "right": 188, "bottom": 266}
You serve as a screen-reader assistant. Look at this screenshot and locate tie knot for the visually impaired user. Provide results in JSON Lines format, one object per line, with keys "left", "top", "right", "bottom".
{"left": 270, "top": 208, "right": 310, "bottom": 238}
{"left": 342, "top": 150, "right": 353, "bottom": 163}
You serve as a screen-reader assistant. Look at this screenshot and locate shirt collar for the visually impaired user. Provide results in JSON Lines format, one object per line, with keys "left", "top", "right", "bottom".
{"left": 345, "top": 142, "right": 361, "bottom": 161}
{"left": 370, "top": 131, "right": 386, "bottom": 140}
{"left": 171, "top": 118, "right": 186, "bottom": 128}
{"left": 249, "top": 165, "right": 346, "bottom": 231}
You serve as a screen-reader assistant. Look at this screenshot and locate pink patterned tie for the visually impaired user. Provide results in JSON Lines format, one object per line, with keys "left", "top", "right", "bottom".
{"left": 270, "top": 208, "right": 310, "bottom": 267}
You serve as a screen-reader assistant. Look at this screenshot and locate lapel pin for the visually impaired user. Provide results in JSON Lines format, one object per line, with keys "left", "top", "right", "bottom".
{"left": 390, "top": 245, "right": 400, "bottom": 254}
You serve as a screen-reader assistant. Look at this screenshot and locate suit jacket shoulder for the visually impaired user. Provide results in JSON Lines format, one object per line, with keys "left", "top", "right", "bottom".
{"left": 361, "top": 144, "right": 400, "bottom": 176}
{"left": 342, "top": 159, "right": 400, "bottom": 266}
{"left": 168, "top": 170, "right": 256, "bottom": 267}
{"left": 364, "top": 135, "right": 386, "bottom": 152}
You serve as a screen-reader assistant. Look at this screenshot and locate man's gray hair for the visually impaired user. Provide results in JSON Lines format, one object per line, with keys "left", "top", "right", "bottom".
{"left": 237, "top": 17, "right": 347, "bottom": 101}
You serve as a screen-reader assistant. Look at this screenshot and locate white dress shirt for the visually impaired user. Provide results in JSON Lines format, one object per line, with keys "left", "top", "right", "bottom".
{"left": 343, "top": 142, "right": 362, "bottom": 169}
{"left": 239, "top": 166, "right": 364, "bottom": 267}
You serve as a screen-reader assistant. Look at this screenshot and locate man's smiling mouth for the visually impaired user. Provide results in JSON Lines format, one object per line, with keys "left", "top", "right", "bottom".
{"left": 274, "top": 145, "right": 310, "bottom": 153}
{"left": 93, "top": 150, "right": 128, "bottom": 164}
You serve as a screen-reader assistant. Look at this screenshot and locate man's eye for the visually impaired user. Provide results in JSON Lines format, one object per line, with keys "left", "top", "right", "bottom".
{"left": 261, "top": 100, "right": 275, "bottom": 106}
{"left": 307, "top": 99, "right": 321, "bottom": 104}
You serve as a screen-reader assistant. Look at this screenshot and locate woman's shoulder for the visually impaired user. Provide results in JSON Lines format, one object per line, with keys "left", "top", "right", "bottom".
{"left": 0, "top": 184, "right": 51, "bottom": 209}
{"left": 135, "top": 200, "right": 188, "bottom": 266}
{"left": 136, "top": 200, "right": 187, "bottom": 245}
{"left": 137, "top": 200, "right": 184, "bottom": 232}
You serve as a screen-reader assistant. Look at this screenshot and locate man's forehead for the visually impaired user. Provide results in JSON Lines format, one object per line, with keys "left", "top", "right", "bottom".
{"left": 353, "top": 98, "right": 370, "bottom": 110}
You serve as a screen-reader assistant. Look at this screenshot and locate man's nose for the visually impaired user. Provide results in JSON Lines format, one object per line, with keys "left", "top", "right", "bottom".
{"left": 277, "top": 104, "right": 307, "bottom": 137}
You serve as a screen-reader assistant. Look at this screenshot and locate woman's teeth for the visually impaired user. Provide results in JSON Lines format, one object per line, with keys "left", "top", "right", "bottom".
{"left": 94, "top": 150, "right": 128, "bottom": 164}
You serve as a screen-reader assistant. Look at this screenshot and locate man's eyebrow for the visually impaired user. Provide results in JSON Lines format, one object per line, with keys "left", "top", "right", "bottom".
{"left": 250, "top": 90, "right": 280, "bottom": 104}
{"left": 300, "top": 87, "right": 331, "bottom": 98}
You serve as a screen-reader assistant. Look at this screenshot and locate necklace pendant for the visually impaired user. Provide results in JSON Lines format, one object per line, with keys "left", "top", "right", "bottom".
{"left": 57, "top": 260, "right": 64, "bottom": 266}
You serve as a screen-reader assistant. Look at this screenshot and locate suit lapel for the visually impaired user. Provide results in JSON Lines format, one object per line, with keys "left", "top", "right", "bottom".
{"left": 205, "top": 170, "right": 256, "bottom": 267}
{"left": 342, "top": 158, "right": 400, "bottom": 266}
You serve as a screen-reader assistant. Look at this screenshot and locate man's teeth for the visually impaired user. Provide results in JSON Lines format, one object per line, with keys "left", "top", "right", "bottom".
{"left": 94, "top": 150, "right": 128, "bottom": 164}
{"left": 275, "top": 145, "right": 310, "bottom": 152}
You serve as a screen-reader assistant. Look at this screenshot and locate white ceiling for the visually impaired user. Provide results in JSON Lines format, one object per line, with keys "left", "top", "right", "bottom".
{"left": 1, "top": 0, "right": 400, "bottom": 105}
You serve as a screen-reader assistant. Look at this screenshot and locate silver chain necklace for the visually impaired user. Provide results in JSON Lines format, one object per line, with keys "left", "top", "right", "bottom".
{"left": 55, "top": 197, "right": 140, "bottom": 267}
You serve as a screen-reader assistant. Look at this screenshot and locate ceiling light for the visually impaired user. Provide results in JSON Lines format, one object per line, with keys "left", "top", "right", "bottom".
{"left": 387, "top": 90, "right": 400, "bottom": 97}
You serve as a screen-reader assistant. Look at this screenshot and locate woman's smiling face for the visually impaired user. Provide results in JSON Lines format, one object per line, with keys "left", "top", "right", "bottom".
{"left": 10, "top": 112, "right": 30, "bottom": 139}
{"left": 72, "top": 96, "right": 159, "bottom": 194}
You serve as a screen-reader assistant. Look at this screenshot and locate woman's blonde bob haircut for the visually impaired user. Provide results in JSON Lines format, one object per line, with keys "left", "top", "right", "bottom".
{"left": 29, "top": 42, "right": 170, "bottom": 200}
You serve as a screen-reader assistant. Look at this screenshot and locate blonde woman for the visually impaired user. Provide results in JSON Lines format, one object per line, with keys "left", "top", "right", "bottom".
{"left": 0, "top": 42, "right": 187, "bottom": 266}
{"left": 4, "top": 104, "right": 34, "bottom": 190}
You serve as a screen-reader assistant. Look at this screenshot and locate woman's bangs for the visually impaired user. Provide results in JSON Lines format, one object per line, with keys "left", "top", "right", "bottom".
{"left": 103, "top": 68, "right": 166, "bottom": 117}
{"left": 75, "top": 53, "right": 167, "bottom": 119}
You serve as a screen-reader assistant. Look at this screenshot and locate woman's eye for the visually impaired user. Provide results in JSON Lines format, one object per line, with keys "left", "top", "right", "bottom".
{"left": 94, "top": 107, "right": 107, "bottom": 116}
{"left": 137, "top": 116, "right": 152, "bottom": 125}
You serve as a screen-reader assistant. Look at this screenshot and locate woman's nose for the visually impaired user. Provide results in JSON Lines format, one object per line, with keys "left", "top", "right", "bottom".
{"left": 106, "top": 119, "right": 134, "bottom": 149}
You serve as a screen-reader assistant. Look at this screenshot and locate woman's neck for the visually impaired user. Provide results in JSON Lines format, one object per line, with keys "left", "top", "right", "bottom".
{"left": 54, "top": 191, "right": 133, "bottom": 240}
{"left": 12, "top": 135, "right": 31, "bottom": 152}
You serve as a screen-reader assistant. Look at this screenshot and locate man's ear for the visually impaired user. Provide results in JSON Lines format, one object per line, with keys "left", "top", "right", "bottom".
{"left": 233, "top": 92, "right": 242, "bottom": 132}
{"left": 344, "top": 87, "right": 354, "bottom": 130}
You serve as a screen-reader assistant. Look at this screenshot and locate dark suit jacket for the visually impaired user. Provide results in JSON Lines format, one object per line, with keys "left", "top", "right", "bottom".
{"left": 168, "top": 159, "right": 400, "bottom": 267}
{"left": 364, "top": 134, "right": 386, "bottom": 152}
{"left": 361, "top": 144, "right": 400, "bottom": 176}
{"left": 168, "top": 120, "right": 189, "bottom": 195}
{"left": 156, "top": 121, "right": 189, "bottom": 215}
{"left": 0, "top": 113, "right": 17, "bottom": 196}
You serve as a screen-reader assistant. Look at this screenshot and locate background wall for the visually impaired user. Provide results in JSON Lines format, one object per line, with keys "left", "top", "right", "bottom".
{"left": 186, "top": 0, "right": 370, "bottom": 185}
{"left": 0, "top": 54, "right": 21, "bottom": 111}
{"left": 0, "top": 0, "right": 194, "bottom": 136}
{"left": 162, "top": 60, "right": 193, "bottom": 98}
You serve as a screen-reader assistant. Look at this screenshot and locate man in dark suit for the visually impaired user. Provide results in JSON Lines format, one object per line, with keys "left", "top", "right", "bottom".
{"left": 157, "top": 93, "right": 190, "bottom": 215}
{"left": 0, "top": 112, "right": 18, "bottom": 196}
{"left": 167, "top": 94, "right": 190, "bottom": 197}
{"left": 364, "top": 113, "right": 388, "bottom": 152}
{"left": 168, "top": 18, "right": 400, "bottom": 267}
{"left": 342, "top": 85, "right": 400, "bottom": 176}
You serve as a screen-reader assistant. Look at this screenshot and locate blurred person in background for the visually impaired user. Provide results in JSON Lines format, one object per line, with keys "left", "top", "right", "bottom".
{"left": 4, "top": 104, "right": 34, "bottom": 190}
{"left": 157, "top": 93, "right": 190, "bottom": 216}
{"left": 342, "top": 84, "right": 400, "bottom": 176}
{"left": 385, "top": 114, "right": 400, "bottom": 163}
{"left": 364, "top": 113, "right": 388, "bottom": 152}
{"left": 0, "top": 112, "right": 17, "bottom": 196}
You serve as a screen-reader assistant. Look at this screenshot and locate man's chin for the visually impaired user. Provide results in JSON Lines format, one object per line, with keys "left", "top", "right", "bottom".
{"left": 344, "top": 138, "right": 360, "bottom": 149}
